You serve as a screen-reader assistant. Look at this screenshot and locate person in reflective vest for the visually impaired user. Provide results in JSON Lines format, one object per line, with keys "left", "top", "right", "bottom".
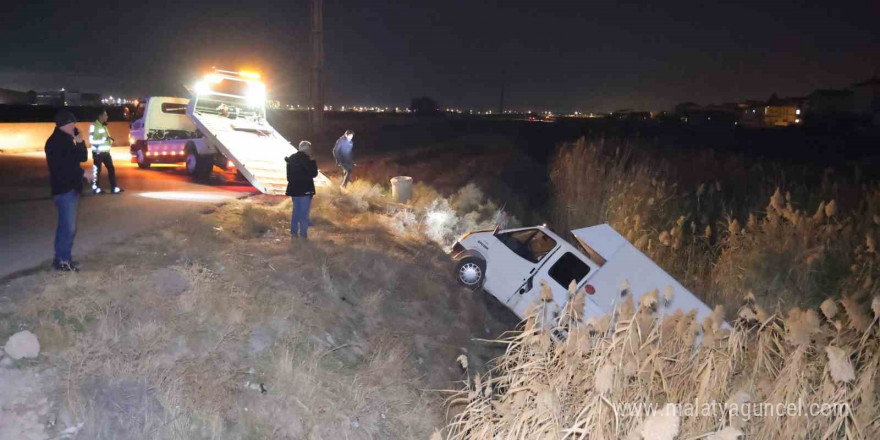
{"left": 89, "top": 109, "right": 123, "bottom": 194}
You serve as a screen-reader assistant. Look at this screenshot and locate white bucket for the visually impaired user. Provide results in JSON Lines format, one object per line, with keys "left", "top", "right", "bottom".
{"left": 390, "top": 176, "right": 413, "bottom": 204}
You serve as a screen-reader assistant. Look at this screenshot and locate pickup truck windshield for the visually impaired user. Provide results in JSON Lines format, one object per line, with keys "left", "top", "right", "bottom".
{"left": 497, "top": 229, "right": 557, "bottom": 263}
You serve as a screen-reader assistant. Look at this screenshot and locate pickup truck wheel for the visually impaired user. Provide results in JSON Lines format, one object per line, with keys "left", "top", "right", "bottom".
{"left": 136, "top": 149, "right": 151, "bottom": 169}
{"left": 456, "top": 257, "right": 486, "bottom": 290}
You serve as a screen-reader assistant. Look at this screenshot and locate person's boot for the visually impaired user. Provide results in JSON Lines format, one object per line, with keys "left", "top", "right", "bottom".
{"left": 92, "top": 185, "right": 103, "bottom": 195}
{"left": 53, "top": 261, "right": 79, "bottom": 272}
{"left": 112, "top": 187, "right": 124, "bottom": 194}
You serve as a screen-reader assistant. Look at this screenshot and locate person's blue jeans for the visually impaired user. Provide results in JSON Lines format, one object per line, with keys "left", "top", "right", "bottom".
{"left": 53, "top": 190, "right": 79, "bottom": 264}
{"left": 340, "top": 163, "right": 353, "bottom": 188}
{"left": 291, "top": 196, "right": 312, "bottom": 238}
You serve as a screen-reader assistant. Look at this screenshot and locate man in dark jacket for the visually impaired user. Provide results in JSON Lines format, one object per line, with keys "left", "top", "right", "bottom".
{"left": 45, "top": 110, "right": 88, "bottom": 271}
{"left": 332, "top": 129, "right": 355, "bottom": 188}
{"left": 286, "top": 141, "right": 319, "bottom": 238}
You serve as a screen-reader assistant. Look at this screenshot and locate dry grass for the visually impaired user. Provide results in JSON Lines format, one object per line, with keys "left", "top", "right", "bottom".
{"left": 0, "top": 185, "right": 518, "bottom": 439}
{"left": 442, "top": 281, "right": 880, "bottom": 440}
{"left": 551, "top": 138, "right": 879, "bottom": 314}
{"left": 438, "top": 137, "right": 880, "bottom": 439}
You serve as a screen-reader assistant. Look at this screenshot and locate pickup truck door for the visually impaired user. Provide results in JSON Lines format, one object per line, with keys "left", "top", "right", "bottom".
{"left": 482, "top": 230, "right": 539, "bottom": 305}
{"left": 506, "top": 249, "right": 596, "bottom": 320}
{"left": 484, "top": 229, "right": 558, "bottom": 309}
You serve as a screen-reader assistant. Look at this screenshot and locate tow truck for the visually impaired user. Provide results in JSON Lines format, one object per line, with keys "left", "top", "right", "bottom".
{"left": 130, "top": 69, "right": 329, "bottom": 194}
{"left": 450, "top": 224, "right": 716, "bottom": 326}
{"left": 129, "top": 97, "right": 235, "bottom": 175}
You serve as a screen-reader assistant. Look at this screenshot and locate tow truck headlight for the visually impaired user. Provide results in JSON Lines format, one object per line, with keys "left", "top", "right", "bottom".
{"left": 246, "top": 82, "right": 266, "bottom": 106}
{"left": 195, "top": 81, "right": 210, "bottom": 96}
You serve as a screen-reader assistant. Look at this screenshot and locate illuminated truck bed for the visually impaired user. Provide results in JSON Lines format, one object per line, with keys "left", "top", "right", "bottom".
{"left": 186, "top": 70, "right": 330, "bottom": 195}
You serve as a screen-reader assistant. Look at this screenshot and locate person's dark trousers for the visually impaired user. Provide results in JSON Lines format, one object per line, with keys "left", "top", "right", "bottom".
{"left": 291, "top": 196, "right": 312, "bottom": 238}
{"left": 53, "top": 190, "right": 78, "bottom": 264}
{"left": 340, "top": 164, "right": 353, "bottom": 188}
{"left": 92, "top": 151, "right": 116, "bottom": 190}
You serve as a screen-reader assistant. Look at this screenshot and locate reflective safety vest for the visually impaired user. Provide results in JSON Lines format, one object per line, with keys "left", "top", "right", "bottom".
{"left": 89, "top": 120, "right": 112, "bottom": 153}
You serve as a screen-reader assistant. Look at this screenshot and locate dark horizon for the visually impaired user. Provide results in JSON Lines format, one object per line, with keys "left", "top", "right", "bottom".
{"left": 2, "top": 0, "right": 878, "bottom": 112}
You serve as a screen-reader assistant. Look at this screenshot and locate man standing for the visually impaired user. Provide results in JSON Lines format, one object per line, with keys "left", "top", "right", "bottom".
{"left": 285, "top": 141, "right": 319, "bottom": 239}
{"left": 332, "top": 129, "right": 355, "bottom": 188}
{"left": 89, "top": 109, "right": 123, "bottom": 194}
{"left": 45, "top": 110, "right": 88, "bottom": 271}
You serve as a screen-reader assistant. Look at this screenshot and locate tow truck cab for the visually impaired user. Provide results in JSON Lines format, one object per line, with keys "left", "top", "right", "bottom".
{"left": 450, "top": 224, "right": 716, "bottom": 326}
{"left": 129, "top": 96, "right": 232, "bottom": 177}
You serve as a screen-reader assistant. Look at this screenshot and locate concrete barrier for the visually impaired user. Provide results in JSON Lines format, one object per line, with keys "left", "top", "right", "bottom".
{"left": 0, "top": 121, "right": 130, "bottom": 153}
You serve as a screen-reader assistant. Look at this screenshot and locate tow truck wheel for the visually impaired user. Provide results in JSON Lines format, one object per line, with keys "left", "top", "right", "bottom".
{"left": 136, "top": 149, "right": 151, "bottom": 169}
{"left": 455, "top": 257, "right": 486, "bottom": 290}
{"left": 185, "top": 145, "right": 212, "bottom": 181}
{"left": 196, "top": 156, "right": 214, "bottom": 180}
{"left": 185, "top": 151, "right": 199, "bottom": 176}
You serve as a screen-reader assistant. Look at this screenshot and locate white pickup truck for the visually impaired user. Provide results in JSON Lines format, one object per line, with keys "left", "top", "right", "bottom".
{"left": 450, "top": 224, "right": 716, "bottom": 325}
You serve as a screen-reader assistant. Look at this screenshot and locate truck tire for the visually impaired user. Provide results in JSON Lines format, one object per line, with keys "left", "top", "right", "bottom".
{"left": 196, "top": 156, "right": 213, "bottom": 180}
{"left": 185, "top": 143, "right": 212, "bottom": 181}
{"left": 455, "top": 257, "right": 486, "bottom": 290}
{"left": 135, "top": 148, "right": 151, "bottom": 169}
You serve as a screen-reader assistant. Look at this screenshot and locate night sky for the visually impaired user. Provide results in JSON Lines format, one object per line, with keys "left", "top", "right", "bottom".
{"left": 2, "top": 0, "right": 878, "bottom": 112}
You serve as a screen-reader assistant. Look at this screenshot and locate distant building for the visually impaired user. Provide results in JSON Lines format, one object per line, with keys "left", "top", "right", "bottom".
{"left": 808, "top": 89, "right": 854, "bottom": 115}
{"left": 81, "top": 93, "right": 102, "bottom": 106}
{"left": 805, "top": 89, "right": 855, "bottom": 128}
{"left": 852, "top": 77, "right": 880, "bottom": 126}
{"left": 739, "top": 100, "right": 764, "bottom": 127}
{"left": 673, "top": 102, "right": 701, "bottom": 117}
{"left": 61, "top": 91, "right": 82, "bottom": 106}
{"left": 31, "top": 90, "right": 102, "bottom": 107}
{"left": 763, "top": 105, "right": 798, "bottom": 126}
{"left": 674, "top": 102, "right": 736, "bottom": 125}
{"left": 35, "top": 91, "right": 64, "bottom": 106}
{"left": 0, "top": 88, "right": 29, "bottom": 104}
{"left": 765, "top": 95, "right": 806, "bottom": 126}
{"left": 740, "top": 95, "right": 805, "bottom": 127}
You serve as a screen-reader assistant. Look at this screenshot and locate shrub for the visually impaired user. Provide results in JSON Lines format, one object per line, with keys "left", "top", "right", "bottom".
{"left": 550, "top": 138, "right": 879, "bottom": 313}
{"left": 442, "top": 282, "right": 880, "bottom": 440}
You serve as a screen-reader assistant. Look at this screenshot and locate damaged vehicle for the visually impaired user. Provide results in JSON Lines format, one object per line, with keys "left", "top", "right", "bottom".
{"left": 450, "top": 224, "right": 716, "bottom": 325}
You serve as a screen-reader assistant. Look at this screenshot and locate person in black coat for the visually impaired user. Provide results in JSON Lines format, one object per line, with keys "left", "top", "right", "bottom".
{"left": 332, "top": 130, "right": 355, "bottom": 188}
{"left": 45, "top": 109, "right": 88, "bottom": 271}
{"left": 286, "top": 141, "right": 319, "bottom": 238}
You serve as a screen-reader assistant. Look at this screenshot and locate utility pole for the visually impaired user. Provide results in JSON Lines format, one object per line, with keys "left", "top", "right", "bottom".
{"left": 309, "top": 0, "right": 324, "bottom": 136}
